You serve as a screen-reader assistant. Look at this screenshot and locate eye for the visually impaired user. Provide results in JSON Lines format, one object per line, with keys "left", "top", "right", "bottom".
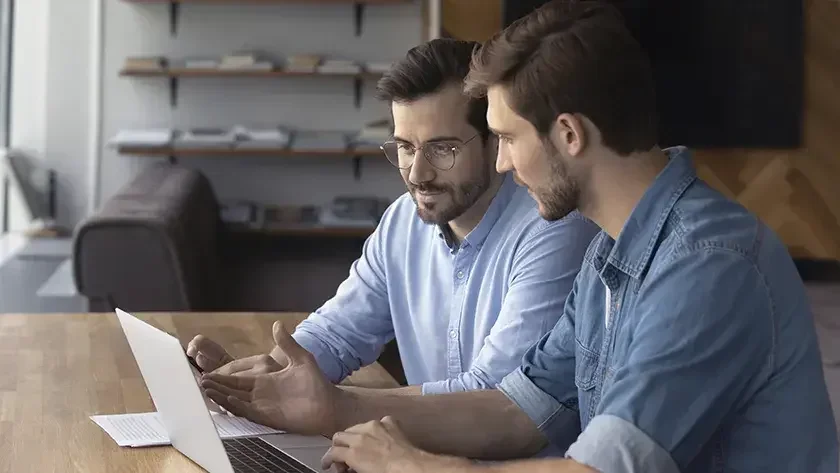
{"left": 397, "top": 143, "right": 415, "bottom": 153}
{"left": 499, "top": 135, "right": 513, "bottom": 144}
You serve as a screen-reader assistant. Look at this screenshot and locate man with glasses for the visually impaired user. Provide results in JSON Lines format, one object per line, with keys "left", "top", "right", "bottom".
{"left": 188, "top": 38, "right": 598, "bottom": 396}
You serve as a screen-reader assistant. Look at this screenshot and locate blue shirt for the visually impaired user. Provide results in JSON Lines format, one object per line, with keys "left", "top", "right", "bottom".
{"left": 500, "top": 147, "right": 838, "bottom": 472}
{"left": 292, "top": 173, "right": 599, "bottom": 394}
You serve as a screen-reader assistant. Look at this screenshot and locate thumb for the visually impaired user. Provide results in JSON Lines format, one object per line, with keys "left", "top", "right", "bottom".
{"left": 272, "top": 321, "right": 311, "bottom": 364}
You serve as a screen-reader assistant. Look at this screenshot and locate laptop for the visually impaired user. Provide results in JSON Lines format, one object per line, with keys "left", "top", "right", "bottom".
{"left": 114, "top": 308, "right": 336, "bottom": 473}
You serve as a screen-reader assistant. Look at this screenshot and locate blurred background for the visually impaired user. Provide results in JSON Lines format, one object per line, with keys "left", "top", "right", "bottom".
{"left": 0, "top": 0, "right": 836, "bottom": 315}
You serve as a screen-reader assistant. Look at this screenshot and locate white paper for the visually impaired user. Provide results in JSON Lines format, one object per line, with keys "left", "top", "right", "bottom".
{"left": 90, "top": 412, "right": 284, "bottom": 448}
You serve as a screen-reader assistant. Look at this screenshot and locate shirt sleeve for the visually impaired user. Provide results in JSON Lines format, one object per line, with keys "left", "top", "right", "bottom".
{"left": 496, "top": 274, "right": 585, "bottom": 452}
{"left": 291, "top": 204, "right": 397, "bottom": 383}
{"left": 566, "top": 247, "right": 774, "bottom": 472}
{"left": 421, "top": 215, "right": 598, "bottom": 395}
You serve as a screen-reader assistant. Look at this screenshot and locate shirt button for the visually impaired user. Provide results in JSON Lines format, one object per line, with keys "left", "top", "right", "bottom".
{"left": 449, "top": 330, "right": 457, "bottom": 339}
{"left": 456, "top": 270, "right": 465, "bottom": 279}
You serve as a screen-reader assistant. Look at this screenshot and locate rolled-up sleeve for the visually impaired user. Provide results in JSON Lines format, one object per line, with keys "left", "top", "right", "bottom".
{"left": 566, "top": 414, "right": 679, "bottom": 473}
{"left": 422, "top": 216, "right": 598, "bottom": 395}
{"left": 291, "top": 205, "right": 397, "bottom": 383}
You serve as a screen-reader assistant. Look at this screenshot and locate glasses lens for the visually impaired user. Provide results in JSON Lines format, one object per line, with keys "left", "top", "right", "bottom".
{"left": 381, "top": 142, "right": 407, "bottom": 168}
{"left": 425, "top": 143, "right": 455, "bottom": 170}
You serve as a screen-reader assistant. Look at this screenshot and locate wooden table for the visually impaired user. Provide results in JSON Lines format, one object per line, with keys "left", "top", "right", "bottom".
{"left": 0, "top": 312, "right": 398, "bottom": 473}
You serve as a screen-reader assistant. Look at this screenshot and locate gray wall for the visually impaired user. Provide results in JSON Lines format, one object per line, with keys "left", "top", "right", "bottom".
{"left": 12, "top": 0, "right": 425, "bottom": 228}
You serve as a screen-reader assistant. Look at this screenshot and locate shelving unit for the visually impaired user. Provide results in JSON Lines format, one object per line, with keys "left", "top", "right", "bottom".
{"left": 120, "top": 67, "right": 383, "bottom": 108}
{"left": 121, "top": 0, "right": 414, "bottom": 36}
{"left": 117, "top": 146, "right": 384, "bottom": 179}
{"left": 116, "top": 0, "right": 407, "bottom": 238}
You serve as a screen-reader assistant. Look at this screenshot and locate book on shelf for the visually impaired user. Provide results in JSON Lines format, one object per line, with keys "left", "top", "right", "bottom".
{"left": 364, "top": 61, "right": 393, "bottom": 74}
{"left": 124, "top": 56, "right": 167, "bottom": 71}
{"left": 290, "top": 131, "right": 350, "bottom": 152}
{"left": 180, "top": 58, "right": 221, "bottom": 69}
{"left": 316, "top": 59, "right": 362, "bottom": 75}
{"left": 233, "top": 126, "right": 291, "bottom": 149}
{"left": 108, "top": 129, "right": 175, "bottom": 148}
{"left": 284, "top": 54, "right": 322, "bottom": 73}
{"left": 219, "top": 51, "right": 276, "bottom": 71}
{"left": 351, "top": 118, "right": 392, "bottom": 147}
{"left": 174, "top": 128, "right": 238, "bottom": 148}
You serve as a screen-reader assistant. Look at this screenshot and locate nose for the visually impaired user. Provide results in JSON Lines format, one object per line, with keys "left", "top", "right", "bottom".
{"left": 407, "top": 151, "right": 435, "bottom": 184}
{"left": 496, "top": 143, "right": 513, "bottom": 174}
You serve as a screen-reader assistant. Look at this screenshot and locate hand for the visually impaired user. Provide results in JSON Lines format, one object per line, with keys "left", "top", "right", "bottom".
{"left": 213, "top": 352, "right": 288, "bottom": 377}
{"left": 200, "top": 321, "right": 340, "bottom": 437}
{"left": 322, "top": 417, "right": 466, "bottom": 473}
{"left": 186, "top": 335, "right": 235, "bottom": 372}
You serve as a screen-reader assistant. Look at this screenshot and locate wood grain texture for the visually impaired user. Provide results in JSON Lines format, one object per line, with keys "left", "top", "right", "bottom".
{"left": 442, "top": 0, "right": 840, "bottom": 260}
{"left": 0, "top": 312, "right": 398, "bottom": 473}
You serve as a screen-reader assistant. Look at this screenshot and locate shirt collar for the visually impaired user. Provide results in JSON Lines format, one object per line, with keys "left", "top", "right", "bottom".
{"left": 588, "top": 146, "right": 697, "bottom": 279}
{"left": 437, "top": 172, "right": 518, "bottom": 251}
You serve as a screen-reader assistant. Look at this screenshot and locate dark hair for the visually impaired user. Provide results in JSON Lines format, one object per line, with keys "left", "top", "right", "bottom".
{"left": 376, "top": 38, "right": 490, "bottom": 142}
{"left": 464, "top": 0, "right": 658, "bottom": 155}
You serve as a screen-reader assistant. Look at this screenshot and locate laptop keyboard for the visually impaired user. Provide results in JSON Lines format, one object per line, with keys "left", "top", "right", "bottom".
{"left": 223, "top": 437, "right": 315, "bottom": 473}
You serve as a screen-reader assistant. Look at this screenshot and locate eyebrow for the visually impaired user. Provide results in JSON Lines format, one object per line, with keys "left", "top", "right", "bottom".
{"left": 393, "top": 135, "right": 465, "bottom": 144}
{"left": 488, "top": 127, "right": 510, "bottom": 137}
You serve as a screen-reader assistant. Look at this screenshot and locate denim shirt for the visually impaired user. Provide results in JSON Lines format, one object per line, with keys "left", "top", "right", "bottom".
{"left": 500, "top": 147, "right": 838, "bottom": 472}
{"left": 293, "top": 173, "right": 599, "bottom": 394}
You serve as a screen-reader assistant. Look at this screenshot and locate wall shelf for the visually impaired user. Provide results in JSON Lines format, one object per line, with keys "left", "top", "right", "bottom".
{"left": 118, "top": 146, "right": 383, "bottom": 179}
{"left": 120, "top": 68, "right": 383, "bottom": 108}
{"left": 121, "top": 0, "right": 413, "bottom": 36}
{"left": 117, "top": 146, "right": 382, "bottom": 158}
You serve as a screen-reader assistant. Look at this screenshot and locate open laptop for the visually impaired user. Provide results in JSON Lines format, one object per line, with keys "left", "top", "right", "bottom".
{"left": 115, "top": 308, "right": 336, "bottom": 473}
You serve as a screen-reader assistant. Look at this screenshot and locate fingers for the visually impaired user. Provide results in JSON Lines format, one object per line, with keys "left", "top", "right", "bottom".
{"left": 202, "top": 373, "right": 256, "bottom": 391}
{"left": 331, "top": 431, "right": 363, "bottom": 448}
{"left": 188, "top": 335, "right": 234, "bottom": 370}
{"left": 200, "top": 378, "right": 251, "bottom": 401}
{"left": 214, "top": 356, "right": 264, "bottom": 376}
{"left": 204, "top": 389, "right": 252, "bottom": 419}
{"left": 271, "top": 321, "right": 312, "bottom": 365}
{"left": 321, "top": 446, "right": 352, "bottom": 472}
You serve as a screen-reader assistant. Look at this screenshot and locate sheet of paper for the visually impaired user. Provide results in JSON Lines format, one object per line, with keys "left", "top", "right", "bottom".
{"left": 90, "top": 412, "right": 284, "bottom": 448}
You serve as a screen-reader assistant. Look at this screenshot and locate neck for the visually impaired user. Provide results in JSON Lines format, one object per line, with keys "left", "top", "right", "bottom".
{"left": 581, "top": 147, "right": 669, "bottom": 239}
{"left": 448, "top": 173, "right": 505, "bottom": 242}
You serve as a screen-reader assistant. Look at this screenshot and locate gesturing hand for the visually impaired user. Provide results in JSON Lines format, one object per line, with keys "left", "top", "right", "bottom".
{"left": 200, "top": 321, "right": 339, "bottom": 437}
{"left": 186, "top": 335, "right": 235, "bottom": 373}
{"left": 322, "top": 417, "right": 468, "bottom": 473}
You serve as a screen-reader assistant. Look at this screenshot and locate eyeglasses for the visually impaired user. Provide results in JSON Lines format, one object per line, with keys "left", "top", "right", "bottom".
{"left": 380, "top": 133, "right": 480, "bottom": 171}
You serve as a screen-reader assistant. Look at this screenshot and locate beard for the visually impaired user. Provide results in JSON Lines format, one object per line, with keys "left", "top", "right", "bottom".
{"left": 531, "top": 141, "right": 581, "bottom": 221}
{"left": 408, "top": 165, "right": 492, "bottom": 225}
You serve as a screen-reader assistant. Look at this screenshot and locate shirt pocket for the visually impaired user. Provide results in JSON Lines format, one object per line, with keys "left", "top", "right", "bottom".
{"left": 574, "top": 343, "right": 600, "bottom": 421}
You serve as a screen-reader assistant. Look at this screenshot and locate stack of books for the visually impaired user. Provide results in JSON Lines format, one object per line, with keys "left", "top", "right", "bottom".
{"left": 107, "top": 129, "right": 175, "bottom": 148}
{"left": 123, "top": 56, "right": 167, "bottom": 72}
{"left": 317, "top": 59, "right": 361, "bottom": 75}
{"left": 219, "top": 52, "right": 275, "bottom": 71}
{"left": 285, "top": 54, "right": 322, "bottom": 73}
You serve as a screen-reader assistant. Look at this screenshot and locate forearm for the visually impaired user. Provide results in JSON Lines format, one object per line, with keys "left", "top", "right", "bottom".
{"left": 339, "top": 385, "right": 421, "bottom": 396}
{"left": 334, "top": 389, "right": 547, "bottom": 460}
{"left": 484, "top": 458, "right": 597, "bottom": 473}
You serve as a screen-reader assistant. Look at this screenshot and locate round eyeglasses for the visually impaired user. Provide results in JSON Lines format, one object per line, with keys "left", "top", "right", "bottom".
{"left": 380, "top": 133, "right": 480, "bottom": 171}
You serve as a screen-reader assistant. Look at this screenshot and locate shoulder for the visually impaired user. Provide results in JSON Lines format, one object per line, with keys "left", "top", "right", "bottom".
{"left": 658, "top": 179, "right": 788, "bottom": 269}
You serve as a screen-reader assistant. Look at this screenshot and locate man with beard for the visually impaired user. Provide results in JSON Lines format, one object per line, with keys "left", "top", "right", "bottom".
{"left": 188, "top": 38, "right": 598, "bottom": 396}
{"left": 200, "top": 1, "right": 838, "bottom": 472}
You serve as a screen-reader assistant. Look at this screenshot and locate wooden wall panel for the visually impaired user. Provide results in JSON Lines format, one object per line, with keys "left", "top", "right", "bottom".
{"left": 441, "top": 0, "right": 840, "bottom": 260}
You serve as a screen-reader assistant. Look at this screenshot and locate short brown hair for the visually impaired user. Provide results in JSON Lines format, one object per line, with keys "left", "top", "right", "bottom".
{"left": 376, "top": 39, "right": 489, "bottom": 142}
{"left": 465, "top": 0, "right": 658, "bottom": 155}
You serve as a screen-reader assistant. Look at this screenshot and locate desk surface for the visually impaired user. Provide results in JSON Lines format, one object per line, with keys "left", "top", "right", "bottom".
{"left": 0, "top": 312, "right": 398, "bottom": 473}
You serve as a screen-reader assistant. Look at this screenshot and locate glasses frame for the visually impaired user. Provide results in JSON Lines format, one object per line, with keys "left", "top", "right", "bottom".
{"left": 380, "top": 133, "right": 480, "bottom": 171}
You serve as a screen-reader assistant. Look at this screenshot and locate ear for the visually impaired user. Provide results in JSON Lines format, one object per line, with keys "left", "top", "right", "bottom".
{"left": 552, "top": 113, "right": 586, "bottom": 157}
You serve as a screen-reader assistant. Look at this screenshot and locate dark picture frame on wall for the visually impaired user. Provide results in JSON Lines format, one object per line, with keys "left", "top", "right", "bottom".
{"left": 502, "top": 0, "right": 805, "bottom": 149}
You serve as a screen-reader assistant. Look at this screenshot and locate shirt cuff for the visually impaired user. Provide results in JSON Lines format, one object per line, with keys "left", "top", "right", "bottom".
{"left": 292, "top": 330, "right": 347, "bottom": 383}
{"left": 421, "top": 379, "right": 450, "bottom": 395}
{"left": 498, "top": 367, "right": 581, "bottom": 451}
{"left": 566, "top": 414, "right": 680, "bottom": 473}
